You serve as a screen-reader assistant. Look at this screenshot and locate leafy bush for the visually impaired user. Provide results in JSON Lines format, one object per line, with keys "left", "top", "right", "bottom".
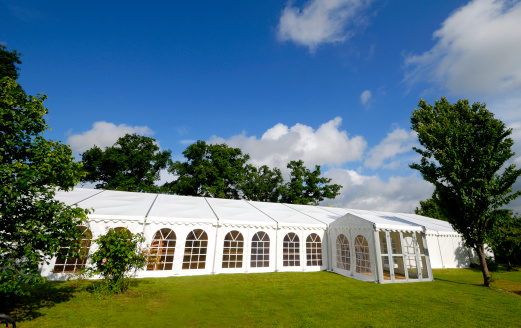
{"left": 89, "top": 227, "right": 148, "bottom": 294}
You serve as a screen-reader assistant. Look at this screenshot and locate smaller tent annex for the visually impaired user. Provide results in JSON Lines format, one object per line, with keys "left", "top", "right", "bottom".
{"left": 329, "top": 209, "right": 432, "bottom": 283}
{"left": 42, "top": 188, "right": 475, "bottom": 283}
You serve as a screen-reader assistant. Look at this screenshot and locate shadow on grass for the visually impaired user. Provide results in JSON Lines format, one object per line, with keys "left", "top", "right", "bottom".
{"left": 434, "top": 277, "right": 483, "bottom": 287}
{"left": 0, "top": 282, "right": 77, "bottom": 323}
{"left": 0, "top": 278, "right": 150, "bottom": 323}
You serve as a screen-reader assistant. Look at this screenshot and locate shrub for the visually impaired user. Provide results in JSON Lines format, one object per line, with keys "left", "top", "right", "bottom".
{"left": 89, "top": 227, "right": 148, "bottom": 294}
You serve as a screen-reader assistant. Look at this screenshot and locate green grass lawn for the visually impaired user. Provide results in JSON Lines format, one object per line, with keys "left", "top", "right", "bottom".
{"left": 3, "top": 268, "right": 521, "bottom": 327}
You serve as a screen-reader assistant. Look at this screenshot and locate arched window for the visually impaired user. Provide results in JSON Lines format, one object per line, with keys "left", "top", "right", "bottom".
{"left": 336, "top": 234, "right": 350, "bottom": 271}
{"left": 182, "top": 229, "right": 208, "bottom": 270}
{"left": 147, "top": 228, "right": 176, "bottom": 271}
{"left": 355, "top": 235, "right": 371, "bottom": 275}
{"left": 251, "top": 231, "right": 270, "bottom": 268}
{"left": 306, "top": 233, "right": 322, "bottom": 266}
{"left": 283, "top": 232, "right": 300, "bottom": 267}
{"left": 53, "top": 226, "right": 92, "bottom": 273}
{"left": 222, "top": 230, "right": 244, "bottom": 269}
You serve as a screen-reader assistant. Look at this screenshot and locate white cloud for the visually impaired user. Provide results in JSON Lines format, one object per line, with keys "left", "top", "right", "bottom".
{"left": 360, "top": 89, "right": 371, "bottom": 105}
{"left": 364, "top": 128, "right": 418, "bottom": 169}
{"left": 277, "top": 0, "right": 371, "bottom": 52}
{"left": 209, "top": 117, "right": 366, "bottom": 170}
{"left": 324, "top": 168, "right": 434, "bottom": 212}
{"left": 67, "top": 121, "right": 154, "bottom": 153}
{"left": 404, "top": 0, "right": 521, "bottom": 95}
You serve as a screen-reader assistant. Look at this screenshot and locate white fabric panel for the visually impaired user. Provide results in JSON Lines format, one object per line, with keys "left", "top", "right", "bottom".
{"left": 245, "top": 228, "right": 277, "bottom": 273}
{"left": 452, "top": 236, "right": 472, "bottom": 268}
{"left": 249, "top": 202, "right": 326, "bottom": 228}
{"left": 386, "top": 212, "right": 456, "bottom": 233}
{"left": 425, "top": 234, "right": 444, "bottom": 269}
{"left": 206, "top": 198, "right": 277, "bottom": 227}
{"left": 75, "top": 190, "right": 158, "bottom": 220}
{"left": 352, "top": 210, "right": 423, "bottom": 231}
{"left": 317, "top": 206, "right": 351, "bottom": 221}
{"left": 438, "top": 235, "right": 458, "bottom": 268}
{"left": 351, "top": 230, "right": 377, "bottom": 282}
{"left": 284, "top": 203, "right": 343, "bottom": 225}
{"left": 214, "top": 227, "right": 248, "bottom": 274}
{"left": 54, "top": 188, "right": 104, "bottom": 206}
{"left": 146, "top": 194, "right": 217, "bottom": 225}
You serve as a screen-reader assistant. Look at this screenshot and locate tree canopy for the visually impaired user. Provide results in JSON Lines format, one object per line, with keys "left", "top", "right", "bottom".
{"left": 0, "top": 45, "right": 22, "bottom": 80}
{"left": 164, "top": 141, "right": 342, "bottom": 205}
{"left": 81, "top": 133, "right": 171, "bottom": 193}
{"left": 0, "top": 77, "right": 89, "bottom": 297}
{"left": 410, "top": 97, "right": 521, "bottom": 286}
{"left": 163, "top": 140, "right": 250, "bottom": 199}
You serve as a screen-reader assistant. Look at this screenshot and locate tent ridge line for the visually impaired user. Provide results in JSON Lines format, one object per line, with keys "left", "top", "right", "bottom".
{"left": 73, "top": 188, "right": 106, "bottom": 205}
{"left": 282, "top": 203, "right": 329, "bottom": 226}
{"left": 203, "top": 197, "right": 220, "bottom": 275}
{"left": 244, "top": 201, "right": 280, "bottom": 227}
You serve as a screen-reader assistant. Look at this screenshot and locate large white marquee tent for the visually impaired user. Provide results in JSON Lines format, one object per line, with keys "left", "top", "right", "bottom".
{"left": 41, "top": 188, "right": 476, "bottom": 284}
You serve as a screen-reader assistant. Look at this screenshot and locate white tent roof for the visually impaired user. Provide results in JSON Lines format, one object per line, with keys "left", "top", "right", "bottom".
{"left": 375, "top": 212, "right": 457, "bottom": 234}
{"left": 55, "top": 188, "right": 456, "bottom": 233}
{"left": 248, "top": 201, "right": 327, "bottom": 228}
{"left": 205, "top": 198, "right": 277, "bottom": 227}
{"left": 147, "top": 194, "right": 217, "bottom": 224}
{"left": 330, "top": 209, "right": 424, "bottom": 232}
{"left": 55, "top": 188, "right": 103, "bottom": 206}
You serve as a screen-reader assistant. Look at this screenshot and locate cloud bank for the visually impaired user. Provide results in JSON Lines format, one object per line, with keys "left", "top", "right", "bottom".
{"left": 209, "top": 117, "right": 367, "bottom": 170}
{"left": 404, "top": 0, "right": 521, "bottom": 95}
{"left": 325, "top": 169, "right": 434, "bottom": 212}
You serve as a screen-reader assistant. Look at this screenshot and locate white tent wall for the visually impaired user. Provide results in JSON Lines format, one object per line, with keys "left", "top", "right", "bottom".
{"left": 425, "top": 233, "right": 476, "bottom": 269}
{"left": 329, "top": 227, "right": 377, "bottom": 282}
{"left": 425, "top": 233, "right": 444, "bottom": 269}
{"left": 275, "top": 227, "right": 328, "bottom": 273}
{"left": 214, "top": 225, "right": 278, "bottom": 274}
{"left": 140, "top": 221, "right": 217, "bottom": 277}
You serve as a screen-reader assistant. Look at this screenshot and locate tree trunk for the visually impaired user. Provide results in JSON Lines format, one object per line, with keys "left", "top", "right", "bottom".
{"left": 476, "top": 245, "right": 491, "bottom": 287}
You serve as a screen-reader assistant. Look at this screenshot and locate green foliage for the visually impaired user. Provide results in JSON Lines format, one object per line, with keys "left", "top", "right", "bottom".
{"left": 410, "top": 97, "right": 521, "bottom": 286}
{"left": 164, "top": 140, "right": 250, "bottom": 198}
{"left": 0, "top": 45, "right": 22, "bottom": 80}
{"left": 81, "top": 133, "right": 171, "bottom": 192}
{"left": 241, "top": 165, "right": 284, "bottom": 202}
{"left": 415, "top": 193, "right": 449, "bottom": 221}
{"left": 165, "top": 141, "right": 343, "bottom": 205}
{"left": 89, "top": 228, "right": 148, "bottom": 294}
{"left": 281, "top": 160, "right": 342, "bottom": 205}
{"left": 0, "top": 77, "right": 89, "bottom": 297}
{"left": 489, "top": 210, "right": 521, "bottom": 269}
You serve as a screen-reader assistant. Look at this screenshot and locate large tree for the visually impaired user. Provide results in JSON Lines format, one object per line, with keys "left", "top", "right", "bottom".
{"left": 1, "top": 77, "right": 89, "bottom": 297}
{"left": 0, "top": 45, "right": 22, "bottom": 80}
{"left": 410, "top": 97, "right": 521, "bottom": 286}
{"left": 164, "top": 140, "right": 250, "bottom": 198}
{"left": 81, "top": 133, "right": 171, "bottom": 193}
{"left": 281, "top": 160, "right": 342, "bottom": 205}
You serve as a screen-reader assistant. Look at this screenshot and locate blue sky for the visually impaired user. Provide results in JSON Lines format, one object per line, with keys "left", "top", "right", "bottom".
{"left": 2, "top": 0, "right": 521, "bottom": 212}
